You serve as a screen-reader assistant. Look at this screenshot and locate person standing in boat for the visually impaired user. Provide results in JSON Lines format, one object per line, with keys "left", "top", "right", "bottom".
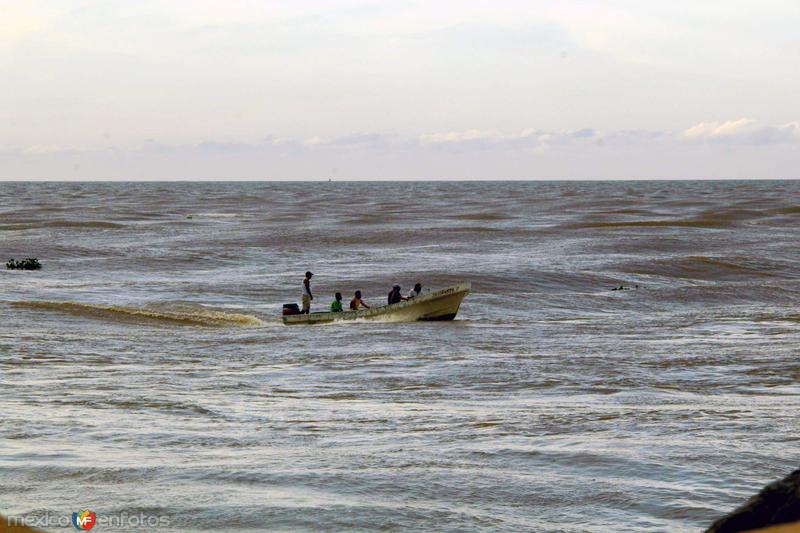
{"left": 350, "top": 290, "right": 370, "bottom": 310}
{"left": 388, "top": 285, "right": 408, "bottom": 305}
{"left": 407, "top": 283, "right": 423, "bottom": 299}
{"left": 301, "top": 271, "right": 313, "bottom": 314}
{"left": 330, "top": 292, "right": 343, "bottom": 312}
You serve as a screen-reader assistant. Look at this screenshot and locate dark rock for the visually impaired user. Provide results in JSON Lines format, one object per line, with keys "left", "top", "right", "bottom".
{"left": 706, "top": 469, "right": 800, "bottom": 533}
{"left": 5, "top": 258, "right": 41, "bottom": 270}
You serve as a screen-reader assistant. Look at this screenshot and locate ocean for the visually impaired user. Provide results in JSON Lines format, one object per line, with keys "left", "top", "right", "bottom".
{"left": 1, "top": 180, "right": 799, "bottom": 532}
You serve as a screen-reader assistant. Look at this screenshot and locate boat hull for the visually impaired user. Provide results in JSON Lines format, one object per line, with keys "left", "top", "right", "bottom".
{"left": 282, "top": 283, "right": 470, "bottom": 325}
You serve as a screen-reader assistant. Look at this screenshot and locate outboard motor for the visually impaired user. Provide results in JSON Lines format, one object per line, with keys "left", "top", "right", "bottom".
{"left": 282, "top": 303, "right": 301, "bottom": 316}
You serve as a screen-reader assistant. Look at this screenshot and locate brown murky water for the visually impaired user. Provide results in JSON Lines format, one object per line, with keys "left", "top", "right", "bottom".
{"left": 1, "top": 180, "right": 799, "bottom": 532}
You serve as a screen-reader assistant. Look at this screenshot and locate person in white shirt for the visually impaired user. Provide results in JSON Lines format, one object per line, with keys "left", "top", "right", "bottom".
{"left": 301, "top": 271, "right": 313, "bottom": 314}
{"left": 407, "top": 282, "right": 422, "bottom": 299}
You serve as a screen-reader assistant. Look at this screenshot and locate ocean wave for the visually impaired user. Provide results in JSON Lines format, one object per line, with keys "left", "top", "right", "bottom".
{"left": 619, "top": 255, "right": 791, "bottom": 280}
{"left": 565, "top": 218, "right": 730, "bottom": 229}
{"left": 753, "top": 312, "right": 800, "bottom": 323}
{"left": 438, "top": 226, "right": 503, "bottom": 233}
{"left": 565, "top": 205, "right": 782, "bottom": 230}
{"left": 451, "top": 212, "right": 512, "bottom": 221}
{"left": 7, "top": 300, "right": 265, "bottom": 327}
{"left": 0, "top": 220, "right": 125, "bottom": 231}
{"left": 770, "top": 206, "right": 800, "bottom": 215}
{"left": 696, "top": 207, "right": 764, "bottom": 221}
{"left": 191, "top": 212, "right": 241, "bottom": 218}
{"left": 591, "top": 208, "right": 661, "bottom": 216}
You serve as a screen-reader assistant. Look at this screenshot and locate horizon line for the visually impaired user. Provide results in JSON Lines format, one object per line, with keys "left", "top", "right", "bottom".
{"left": 1, "top": 177, "right": 796, "bottom": 183}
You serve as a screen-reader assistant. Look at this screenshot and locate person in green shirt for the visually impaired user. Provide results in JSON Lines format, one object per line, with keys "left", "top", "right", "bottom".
{"left": 330, "top": 292, "right": 343, "bottom": 312}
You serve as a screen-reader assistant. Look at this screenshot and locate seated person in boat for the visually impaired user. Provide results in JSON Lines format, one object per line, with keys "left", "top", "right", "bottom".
{"left": 331, "top": 292, "right": 343, "bottom": 312}
{"left": 407, "top": 283, "right": 422, "bottom": 299}
{"left": 388, "top": 285, "right": 408, "bottom": 305}
{"left": 350, "top": 290, "right": 371, "bottom": 310}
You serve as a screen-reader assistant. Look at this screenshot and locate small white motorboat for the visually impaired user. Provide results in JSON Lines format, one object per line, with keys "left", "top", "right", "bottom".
{"left": 282, "top": 282, "right": 471, "bottom": 325}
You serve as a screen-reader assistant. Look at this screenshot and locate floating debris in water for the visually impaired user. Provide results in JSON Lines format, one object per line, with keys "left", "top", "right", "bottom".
{"left": 6, "top": 258, "right": 42, "bottom": 270}
{"left": 611, "top": 284, "right": 640, "bottom": 291}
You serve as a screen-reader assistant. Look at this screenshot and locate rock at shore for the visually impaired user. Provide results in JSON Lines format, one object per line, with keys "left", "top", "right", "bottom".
{"left": 706, "top": 469, "right": 800, "bottom": 533}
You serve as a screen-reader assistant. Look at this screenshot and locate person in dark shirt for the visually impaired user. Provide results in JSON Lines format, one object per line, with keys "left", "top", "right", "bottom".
{"left": 387, "top": 285, "right": 408, "bottom": 305}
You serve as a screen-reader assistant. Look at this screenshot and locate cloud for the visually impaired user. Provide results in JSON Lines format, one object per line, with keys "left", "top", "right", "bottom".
{"left": 0, "top": 3, "right": 49, "bottom": 48}
{"left": 547, "top": 4, "right": 643, "bottom": 59}
{"left": 683, "top": 119, "right": 800, "bottom": 144}
{"left": 543, "top": 1, "right": 796, "bottom": 70}
{"left": 7, "top": 121, "right": 798, "bottom": 161}
{"left": 328, "top": 132, "right": 394, "bottom": 148}
{"left": 2, "top": 119, "right": 799, "bottom": 180}
{"left": 3, "top": 1, "right": 798, "bottom": 159}
{"left": 683, "top": 118, "right": 756, "bottom": 139}
{"left": 419, "top": 129, "right": 503, "bottom": 144}
{"left": 749, "top": 123, "right": 800, "bottom": 144}
{"left": 417, "top": 128, "right": 603, "bottom": 152}
{"left": 21, "top": 144, "right": 84, "bottom": 155}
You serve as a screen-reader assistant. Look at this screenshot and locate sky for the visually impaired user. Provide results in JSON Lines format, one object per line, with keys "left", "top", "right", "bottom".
{"left": 1, "top": 0, "right": 799, "bottom": 180}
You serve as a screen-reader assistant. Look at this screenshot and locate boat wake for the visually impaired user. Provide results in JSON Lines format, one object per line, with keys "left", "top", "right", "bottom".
{"left": 7, "top": 300, "right": 265, "bottom": 327}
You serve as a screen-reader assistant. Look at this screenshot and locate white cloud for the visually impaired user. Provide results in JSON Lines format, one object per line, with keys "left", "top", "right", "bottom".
{"left": 21, "top": 144, "right": 84, "bottom": 155}
{"left": 0, "top": 2, "right": 61, "bottom": 49}
{"left": 547, "top": 4, "right": 647, "bottom": 61}
{"left": 749, "top": 122, "right": 800, "bottom": 144}
{"left": 417, "top": 128, "right": 600, "bottom": 151}
{"left": 8, "top": 121, "right": 797, "bottom": 161}
{"left": 683, "top": 118, "right": 756, "bottom": 139}
{"left": 419, "top": 129, "right": 503, "bottom": 144}
{"left": 684, "top": 119, "right": 800, "bottom": 144}
{"left": 4, "top": 120, "right": 797, "bottom": 180}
